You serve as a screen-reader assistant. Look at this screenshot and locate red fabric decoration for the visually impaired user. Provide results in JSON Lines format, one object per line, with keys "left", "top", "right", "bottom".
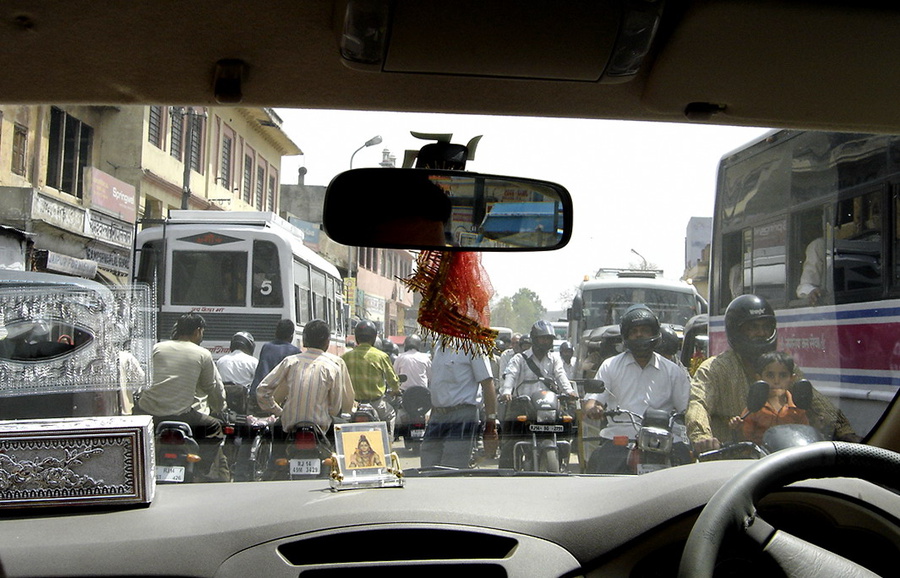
{"left": 401, "top": 250, "right": 498, "bottom": 356}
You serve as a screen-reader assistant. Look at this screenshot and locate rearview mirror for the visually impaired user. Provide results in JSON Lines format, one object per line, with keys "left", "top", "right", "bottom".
{"left": 323, "top": 168, "right": 572, "bottom": 251}
{"left": 792, "top": 379, "right": 813, "bottom": 410}
{"left": 746, "top": 380, "right": 769, "bottom": 413}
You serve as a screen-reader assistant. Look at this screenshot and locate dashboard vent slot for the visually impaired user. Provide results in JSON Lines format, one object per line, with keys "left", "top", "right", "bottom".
{"left": 300, "top": 563, "right": 507, "bottom": 576}
{"left": 278, "top": 528, "right": 517, "bottom": 565}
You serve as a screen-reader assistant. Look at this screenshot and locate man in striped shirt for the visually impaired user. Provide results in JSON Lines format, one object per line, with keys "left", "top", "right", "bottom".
{"left": 256, "top": 319, "right": 355, "bottom": 434}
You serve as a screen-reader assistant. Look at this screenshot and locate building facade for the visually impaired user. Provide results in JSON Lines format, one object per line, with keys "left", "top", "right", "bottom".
{"left": 0, "top": 105, "right": 299, "bottom": 284}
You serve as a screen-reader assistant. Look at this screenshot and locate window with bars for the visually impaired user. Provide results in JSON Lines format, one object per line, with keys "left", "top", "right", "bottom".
{"left": 46, "top": 107, "right": 93, "bottom": 198}
{"left": 189, "top": 114, "right": 203, "bottom": 173}
{"left": 256, "top": 165, "right": 265, "bottom": 209}
{"left": 148, "top": 106, "right": 163, "bottom": 148}
{"left": 170, "top": 111, "right": 183, "bottom": 160}
{"left": 12, "top": 123, "right": 27, "bottom": 176}
{"left": 267, "top": 174, "right": 277, "bottom": 211}
{"left": 220, "top": 134, "right": 233, "bottom": 188}
{"left": 243, "top": 153, "right": 253, "bottom": 204}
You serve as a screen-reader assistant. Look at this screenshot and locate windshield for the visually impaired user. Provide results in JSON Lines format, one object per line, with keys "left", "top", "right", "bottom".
{"left": 582, "top": 287, "right": 701, "bottom": 329}
{"left": 0, "top": 104, "right": 885, "bottom": 483}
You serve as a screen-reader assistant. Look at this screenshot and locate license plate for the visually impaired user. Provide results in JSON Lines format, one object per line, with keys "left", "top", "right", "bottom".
{"left": 410, "top": 428, "right": 426, "bottom": 439}
{"left": 529, "top": 424, "right": 564, "bottom": 433}
{"left": 290, "top": 458, "right": 321, "bottom": 475}
{"left": 156, "top": 465, "right": 186, "bottom": 483}
{"left": 637, "top": 463, "right": 666, "bottom": 475}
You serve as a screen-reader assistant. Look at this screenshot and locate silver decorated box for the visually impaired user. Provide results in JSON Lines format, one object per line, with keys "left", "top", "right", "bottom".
{"left": 0, "top": 415, "right": 155, "bottom": 508}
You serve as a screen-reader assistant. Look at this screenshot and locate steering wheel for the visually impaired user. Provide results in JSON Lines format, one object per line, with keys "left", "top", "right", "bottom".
{"left": 678, "top": 442, "right": 900, "bottom": 577}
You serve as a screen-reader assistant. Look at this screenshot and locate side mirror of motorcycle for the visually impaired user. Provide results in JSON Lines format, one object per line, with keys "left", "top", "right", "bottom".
{"left": 399, "top": 374, "right": 408, "bottom": 383}
{"left": 792, "top": 379, "right": 814, "bottom": 410}
{"left": 746, "top": 380, "right": 770, "bottom": 414}
{"left": 580, "top": 379, "right": 605, "bottom": 394}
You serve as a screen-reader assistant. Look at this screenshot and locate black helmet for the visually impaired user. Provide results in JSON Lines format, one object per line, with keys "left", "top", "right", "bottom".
{"left": 404, "top": 334, "right": 423, "bottom": 351}
{"left": 230, "top": 331, "right": 255, "bottom": 354}
{"left": 620, "top": 304, "right": 661, "bottom": 355}
{"left": 530, "top": 320, "right": 555, "bottom": 339}
{"left": 354, "top": 320, "right": 378, "bottom": 342}
{"left": 725, "top": 294, "right": 777, "bottom": 357}
{"left": 656, "top": 324, "right": 681, "bottom": 357}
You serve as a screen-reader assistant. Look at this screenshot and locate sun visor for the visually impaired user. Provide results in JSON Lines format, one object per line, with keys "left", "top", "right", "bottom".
{"left": 338, "top": 0, "right": 664, "bottom": 83}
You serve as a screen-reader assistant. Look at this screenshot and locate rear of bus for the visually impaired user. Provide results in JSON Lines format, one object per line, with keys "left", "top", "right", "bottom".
{"left": 134, "top": 213, "right": 344, "bottom": 357}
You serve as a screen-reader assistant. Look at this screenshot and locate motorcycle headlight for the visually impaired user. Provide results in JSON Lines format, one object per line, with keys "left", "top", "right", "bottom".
{"left": 638, "top": 426, "right": 672, "bottom": 454}
{"left": 536, "top": 409, "right": 557, "bottom": 424}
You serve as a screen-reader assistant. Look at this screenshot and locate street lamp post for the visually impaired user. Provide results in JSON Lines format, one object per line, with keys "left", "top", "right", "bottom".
{"left": 350, "top": 135, "right": 383, "bottom": 168}
{"left": 631, "top": 248, "right": 649, "bottom": 270}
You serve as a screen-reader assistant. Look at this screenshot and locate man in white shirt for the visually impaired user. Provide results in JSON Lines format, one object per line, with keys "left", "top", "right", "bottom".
{"left": 582, "top": 305, "right": 690, "bottom": 474}
{"left": 216, "top": 332, "right": 259, "bottom": 415}
{"left": 392, "top": 334, "right": 431, "bottom": 390}
{"left": 498, "top": 320, "right": 577, "bottom": 468}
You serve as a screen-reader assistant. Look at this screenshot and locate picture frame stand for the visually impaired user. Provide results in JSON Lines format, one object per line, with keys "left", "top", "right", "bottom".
{"left": 328, "top": 421, "right": 404, "bottom": 491}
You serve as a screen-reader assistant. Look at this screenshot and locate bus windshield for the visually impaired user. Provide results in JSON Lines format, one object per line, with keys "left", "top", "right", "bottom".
{"left": 582, "top": 287, "right": 700, "bottom": 329}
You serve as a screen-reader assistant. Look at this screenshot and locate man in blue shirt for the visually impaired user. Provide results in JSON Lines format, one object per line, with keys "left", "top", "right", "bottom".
{"left": 248, "top": 319, "right": 301, "bottom": 415}
{"left": 421, "top": 346, "right": 496, "bottom": 469}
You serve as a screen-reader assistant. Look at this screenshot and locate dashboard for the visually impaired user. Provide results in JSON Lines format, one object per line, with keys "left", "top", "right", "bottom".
{"left": 2, "top": 459, "right": 899, "bottom": 577}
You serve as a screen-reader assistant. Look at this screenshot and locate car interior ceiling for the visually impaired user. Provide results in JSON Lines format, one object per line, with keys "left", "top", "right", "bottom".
{"left": 0, "top": 1, "right": 897, "bottom": 133}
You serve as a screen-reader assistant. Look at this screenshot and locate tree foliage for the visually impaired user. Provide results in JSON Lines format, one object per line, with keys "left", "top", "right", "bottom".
{"left": 490, "top": 288, "right": 546, "bottom": 333}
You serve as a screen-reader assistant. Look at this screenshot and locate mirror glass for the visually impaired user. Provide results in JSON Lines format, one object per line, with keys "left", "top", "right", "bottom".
{"left": 323, "top": 168, "right": 572, "bottom": 251}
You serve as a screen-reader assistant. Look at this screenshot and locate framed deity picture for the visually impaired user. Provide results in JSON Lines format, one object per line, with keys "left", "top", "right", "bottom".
{"left": 331, "top": 421, "right": 402, "bottom": 490}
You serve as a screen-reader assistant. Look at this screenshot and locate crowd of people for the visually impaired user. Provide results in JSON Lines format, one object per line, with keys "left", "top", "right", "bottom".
{"left": 132, "top": 292, "right": 860, "bottom": 480}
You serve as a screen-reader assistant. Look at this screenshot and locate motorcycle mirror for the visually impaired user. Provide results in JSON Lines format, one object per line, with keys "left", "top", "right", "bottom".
{"left": 746, "top": 380, "right": 769, "bottom": 413}
{"left": 792, "top": 379, "right": 814, "bottom": 410}
{"left": 399, "top": 374, "right": 408, "bottom": 383}
{"left": 580, "top": 379, "right": 605, "bottom": 394}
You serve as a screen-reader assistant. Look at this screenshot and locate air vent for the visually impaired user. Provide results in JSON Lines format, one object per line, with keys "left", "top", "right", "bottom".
{"left": 278, "top": 528, "right": 517, "bottom": 565}
{"left": 300, "top": 564, "right": 506, "bottom": 577}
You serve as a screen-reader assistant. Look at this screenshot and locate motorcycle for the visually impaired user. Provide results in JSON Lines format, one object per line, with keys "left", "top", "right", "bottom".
{"left": 267, "top": 421, "right": 334, "bottom": 480}
{"left": 504, "top": 379, "right": 576, "bottom": 473}
{"left": 586, "top": 407, "right": 691, "bottom": 474}
{"left": 391, "top": 385, "right": 432, "bottom": 454}
{"left": 154, "top": 420, "right": 201, "bottom": 483}
{"left": 697, "top": 379, "right": 822, "bottom": 461}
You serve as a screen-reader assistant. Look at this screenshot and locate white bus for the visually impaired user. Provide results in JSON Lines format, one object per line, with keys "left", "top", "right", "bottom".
{"left": 134, "top": 211, "right": 346, "bottom": 356}
{"left": 568, "top": 269, "right": 707, "bottom": 379}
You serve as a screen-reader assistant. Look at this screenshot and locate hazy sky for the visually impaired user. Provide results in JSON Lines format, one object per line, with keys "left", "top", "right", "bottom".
{"left": 275, "top": 108, "right": 769, "bottom": 310}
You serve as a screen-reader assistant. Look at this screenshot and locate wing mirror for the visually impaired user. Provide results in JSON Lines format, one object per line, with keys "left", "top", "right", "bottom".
{"left": 323, "top": 168, "right": 572, "bottom": 251}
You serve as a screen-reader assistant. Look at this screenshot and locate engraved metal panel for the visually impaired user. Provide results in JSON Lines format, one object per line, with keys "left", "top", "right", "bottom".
{"left": 0, "top": 415, "right": 155, "bottom": 508}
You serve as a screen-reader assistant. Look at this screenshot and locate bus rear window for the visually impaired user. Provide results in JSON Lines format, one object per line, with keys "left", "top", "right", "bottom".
{"left": 171, "top": 251, "right": 248, "bottom": 306}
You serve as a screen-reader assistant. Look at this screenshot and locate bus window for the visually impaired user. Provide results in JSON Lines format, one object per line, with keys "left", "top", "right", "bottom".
{"left": 721, "top": 231, "right": 744, "bottom": 311}
{"left": 311, "top": 269, "right": 326, "bottom": 319}
{"left": 252, "top": 240, "right": 283, "bottom": 307}
{"left": 294, "top": 260, "right": 311, "bottom": 323}
{"left": 748, "top": 218, "right": 788, "bottom": 308}
{"left": 833, "top": 189, "right": 883, "bottom": 301}
{"left": 135, "top": 239, "right": 164, "bottom": 305}
{"left": 172, "top": 251, "right": 247, "bottom": 306}
{"left": 791, "top": 207, "right": 830, "bottom": 307}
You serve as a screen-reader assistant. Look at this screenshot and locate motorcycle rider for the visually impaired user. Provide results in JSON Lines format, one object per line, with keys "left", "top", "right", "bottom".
{"left": 686, "top": 294, "right": 859, "bottom": 452}
{"left": 582, "top": 304, "right": 690, "bottom": 474}
{"left": 393, "top": 333, "right": 431, "bottom": 391}
{"left": 342, "top": 320, "right": 402, "bottom": 438}
{"left": 498, "top": 320, "right": 577, "bottom": 468}
{"left": 216, "top": 331, "right": 259, "bottom": 413}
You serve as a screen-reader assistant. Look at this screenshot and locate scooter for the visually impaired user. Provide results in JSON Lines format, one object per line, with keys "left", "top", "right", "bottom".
{"left": 504, "top": 379, "right": 576, "bottom": 473}
{"left": 154, "top": 421, "right": 201, "bottom": 483}
{"left": 697, "top": 379, "right": 821, "bottom": 461}
{"left": 392, "top": 385, "right": 432, "bottom": 454}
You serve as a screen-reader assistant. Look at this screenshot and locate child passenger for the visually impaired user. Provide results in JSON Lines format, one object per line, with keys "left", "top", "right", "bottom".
{"left": 728, "top": 351, "right": 809, "bottom": 446}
